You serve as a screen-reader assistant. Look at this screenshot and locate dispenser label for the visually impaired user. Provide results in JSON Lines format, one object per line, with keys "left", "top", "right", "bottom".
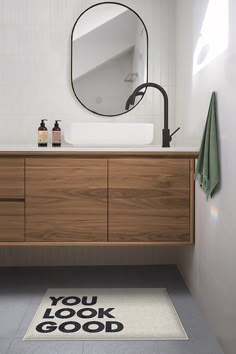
{"left": 38, "top": 131, "right": 48, "bottom": 143}
{"left": 52, "top": 131, "right": 61, "bottom": 143}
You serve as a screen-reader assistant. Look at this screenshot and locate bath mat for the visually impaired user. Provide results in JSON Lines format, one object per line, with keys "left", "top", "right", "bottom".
{"left": 24, "top": 288, "right": 188, "bottom": 341}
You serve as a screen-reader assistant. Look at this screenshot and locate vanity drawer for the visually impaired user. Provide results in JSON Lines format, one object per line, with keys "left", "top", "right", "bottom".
{"left": 0, "top": 202, "right": 25, "bottom": 241}
{"left": 0, "top": 158, "right": 24, "bottom": 198}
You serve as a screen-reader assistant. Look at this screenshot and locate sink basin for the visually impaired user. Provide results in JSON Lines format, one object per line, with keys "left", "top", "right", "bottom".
{"left": 64, "top": 123, "right": 154, "bottom": 146}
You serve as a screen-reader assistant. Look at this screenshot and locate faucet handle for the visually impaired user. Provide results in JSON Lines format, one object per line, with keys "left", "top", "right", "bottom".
{"left": 170, "top": 127, "right": 180, "bottom": 138}
{"left": 162, "top": 127, "right": 180, "bottom": 147}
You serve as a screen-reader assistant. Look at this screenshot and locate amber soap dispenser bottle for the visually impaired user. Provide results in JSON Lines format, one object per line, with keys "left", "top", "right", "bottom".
{"left": 52, "top": 120, "right": 61, "bottom": 147}
{"left": 38, "top": 119, "right": 48, "bottom": 147}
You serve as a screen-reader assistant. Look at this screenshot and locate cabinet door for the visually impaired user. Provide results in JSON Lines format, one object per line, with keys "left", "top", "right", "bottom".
{"left": 109, "top": 159, "right": 192, "bottom": 243}
{"left": 0, "top": 158, "right": 24, "bottom": 198}
{"left": 0, "top": 202, "right": 24, "bottom": 241}
{"left": 25, "top": 158, "right": 107, "bottom": 242}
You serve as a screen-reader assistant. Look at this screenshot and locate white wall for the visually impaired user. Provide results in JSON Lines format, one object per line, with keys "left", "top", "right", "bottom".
{"left": 0, "top": 0, "right": 177, "bottom": 266}
{"left": 176, "top": 1, "right": 236, "bottom": 353}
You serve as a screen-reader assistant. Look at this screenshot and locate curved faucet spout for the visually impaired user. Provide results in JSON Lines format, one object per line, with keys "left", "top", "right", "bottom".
{"left": 125, "top": 82, "right": 180, "bottom": 147}
{"left": 129, "top": 82, "right": 168, "bottom": 131}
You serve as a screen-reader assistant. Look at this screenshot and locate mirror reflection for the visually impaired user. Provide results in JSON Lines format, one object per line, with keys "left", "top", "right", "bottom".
{"left": 71, "top": 2, "right": 148, "bottom": 116}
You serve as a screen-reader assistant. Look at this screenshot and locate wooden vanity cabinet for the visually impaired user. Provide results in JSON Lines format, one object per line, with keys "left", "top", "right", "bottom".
{"left": 0, "top": 153, "right": 196, "bottom": 245}
{"left": 109, "top": 158, "right": 194, "bottom": 243}
{"left": 0, "top": 158, "right": 25, "bottom": 241}
{"left": 25, "top": 158, "right": 107, "bottom": 242}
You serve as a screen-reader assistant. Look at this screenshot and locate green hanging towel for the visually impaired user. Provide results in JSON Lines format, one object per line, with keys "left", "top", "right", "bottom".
{"left": 195, "top": 92, "right": 220, "bottom": 199}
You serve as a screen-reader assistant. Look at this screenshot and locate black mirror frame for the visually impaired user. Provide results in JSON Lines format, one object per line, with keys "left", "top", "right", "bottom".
{"left": 71, "top": 1, "right": 149, "bottom": 117}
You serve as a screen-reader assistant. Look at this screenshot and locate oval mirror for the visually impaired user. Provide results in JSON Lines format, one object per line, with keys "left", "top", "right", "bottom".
{"left": 71, "top": 2, "right": 148, "bottom": 117}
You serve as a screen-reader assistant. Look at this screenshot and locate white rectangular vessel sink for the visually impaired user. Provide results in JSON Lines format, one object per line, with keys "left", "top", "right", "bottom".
{"left": 64, "top": 123, "right": 154, "bottom": 146}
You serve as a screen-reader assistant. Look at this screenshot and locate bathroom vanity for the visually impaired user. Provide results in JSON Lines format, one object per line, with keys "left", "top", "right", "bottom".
{"left": 0, "top": 149, "right": 197, "bottom": 246}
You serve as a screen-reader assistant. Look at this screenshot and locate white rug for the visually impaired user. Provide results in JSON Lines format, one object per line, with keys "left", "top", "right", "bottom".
{"left": 24, "top": 288, "right": 188, "bottom": 341}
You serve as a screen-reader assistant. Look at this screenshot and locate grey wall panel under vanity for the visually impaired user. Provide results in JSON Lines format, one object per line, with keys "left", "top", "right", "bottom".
{"left": 0, "top": 246, "right": 177, "bottom": 267}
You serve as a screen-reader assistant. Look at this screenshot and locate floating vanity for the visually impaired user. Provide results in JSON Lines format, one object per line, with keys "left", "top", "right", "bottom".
{"left": 0, "top": 147, "right": 198, "bottom": 247}
{"left": 0, "top": 3, "right": 198, "bottom": 247}
{"left": 0, "top": 2, "right": 198, "bottom": 247}
{"left": 0, "top": 3, "right": 196, "bottom": 247}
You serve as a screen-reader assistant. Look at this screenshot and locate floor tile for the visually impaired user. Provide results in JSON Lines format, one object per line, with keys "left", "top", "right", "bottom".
{"left": 0, "top": 338, "right": 13, "bottom": 354}
{"left": 15, "top": 303, "right": 41, "bottom": 339}
{"left": 0, "top": 294, "right": 31, "bottom": 313}
{"left": 158, "top": 341, "right": 196, "bottom": 354}
{"left": 191, "top": 338, "right": 224, "bottom": 354}
{"left": 0, "top": 309, "right": 26, "bottom": 338}
{"left": 158, "top": 338, "right": 224, "bottom": 354}
{"left": 83, "top": 340, "right": 159, "bottom": 354}
{"left": 6, "top": 339, "right": 84, "bottom": 354}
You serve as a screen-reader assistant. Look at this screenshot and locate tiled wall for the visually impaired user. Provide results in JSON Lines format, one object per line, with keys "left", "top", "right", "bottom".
{"left": 0, "top": 0, "right": 176, "bottom": 146}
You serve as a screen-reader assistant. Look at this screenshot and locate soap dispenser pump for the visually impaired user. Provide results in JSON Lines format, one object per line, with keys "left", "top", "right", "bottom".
{"left": 38, "top": 119, "right": 48, "bottom": 147}
{"left": 52, "top": 120, "right": 61, "bottom": 147}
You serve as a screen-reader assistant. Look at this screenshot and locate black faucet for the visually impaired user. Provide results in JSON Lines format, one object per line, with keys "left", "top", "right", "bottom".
{"left": 125, "top": 82, "right": 180, "bottom": 147}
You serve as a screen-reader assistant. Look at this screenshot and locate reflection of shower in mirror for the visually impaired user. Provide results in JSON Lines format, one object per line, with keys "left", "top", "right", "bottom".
{"left": 124, "top": 73, "right": 138, "bottom": 82}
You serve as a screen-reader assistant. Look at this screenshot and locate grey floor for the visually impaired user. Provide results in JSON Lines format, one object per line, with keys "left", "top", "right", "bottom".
{"left": 0, "top": 265, "right": 223, "bottom": 354}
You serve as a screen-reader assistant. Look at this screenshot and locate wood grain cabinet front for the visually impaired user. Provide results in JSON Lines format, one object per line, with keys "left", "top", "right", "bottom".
{"left": 0, "top": 158, "right": 24, "bottom": 198}
{"left": 0, "top": 202, "right": 24, "bottom": 242}
{"left": 25, "top": 158, "right": 107, "bottom": 242}
{"left": 0, "top": 158, "right": 25, "bottom": 242}
{"left": 0, "top": 154, "right": 195, "bottom": 246}
{"left": 108, "top": 158, "right": 194, "bottom": 243}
